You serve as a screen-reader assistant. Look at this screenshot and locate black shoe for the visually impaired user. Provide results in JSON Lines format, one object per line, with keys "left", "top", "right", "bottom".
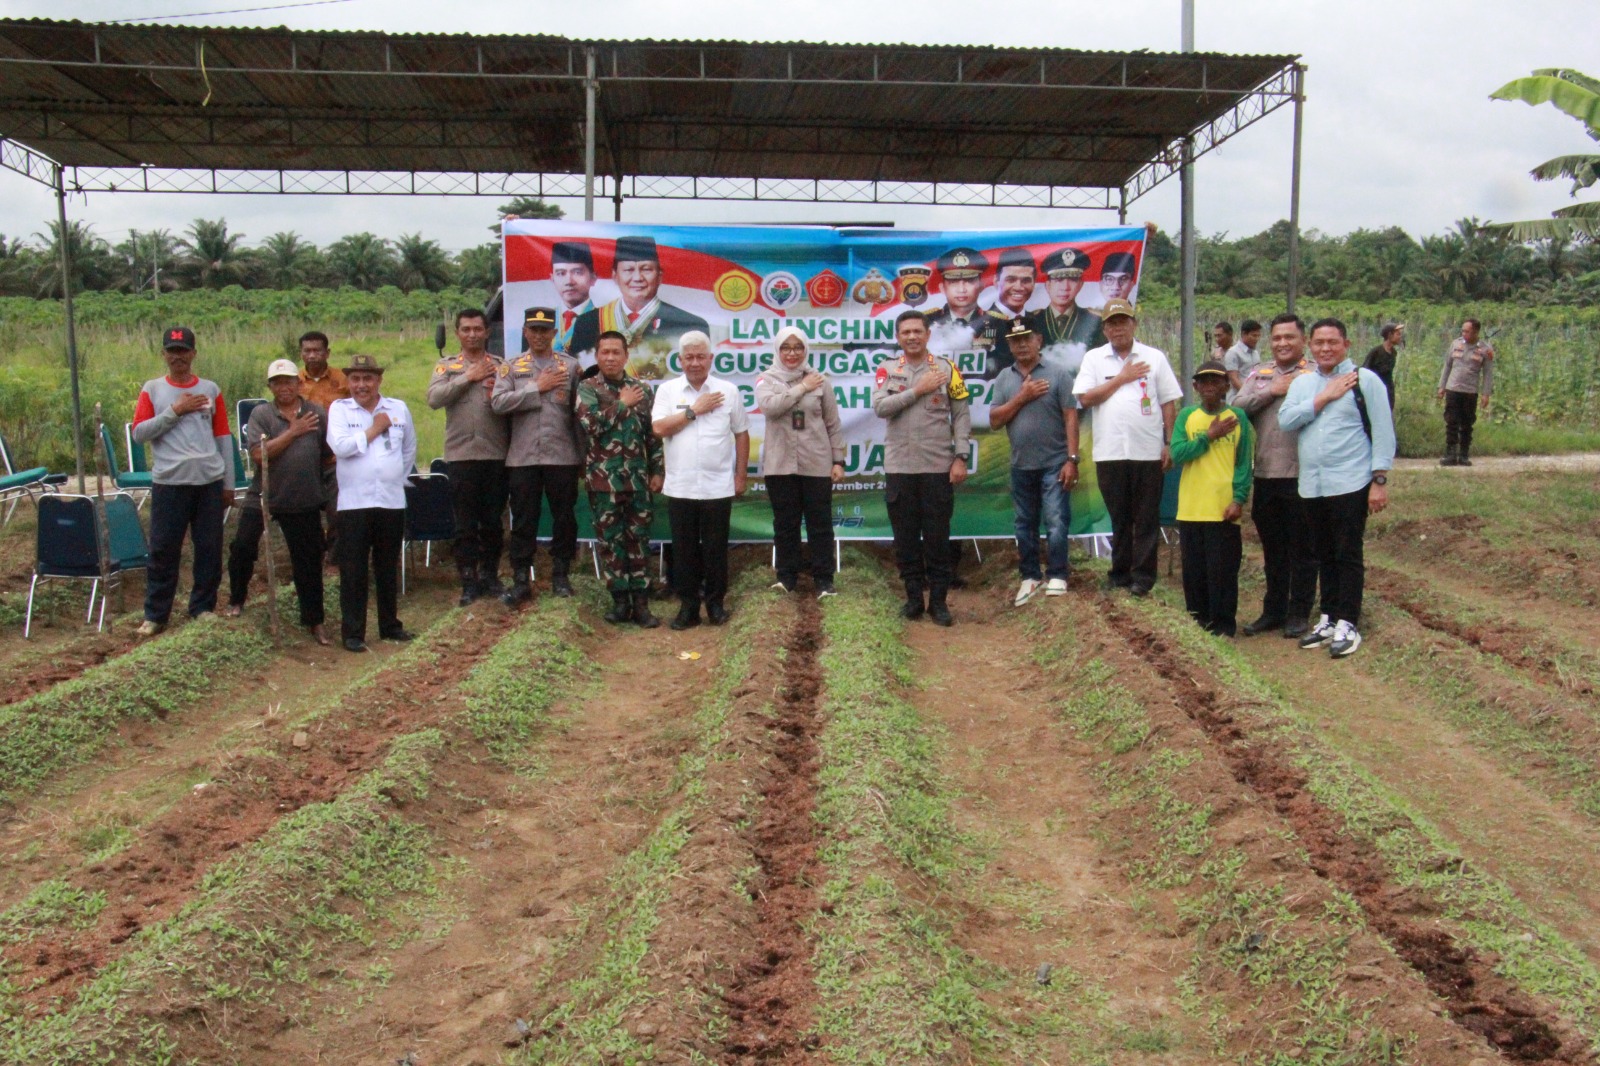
{"left": 1439, "top": 454, "right": 1459, "bottom": 467}
{"left": 342, "top": 637, "right": 368, "bottom": 653}
{"left": 1240, "top": 615, "right": 1284, "bottom": 637}
{"left": 501, "top": 582, "right": 533, "bottom": 607}
{"left": 948, "top": 574, "right": 967, "bottom": 590}
{"left": 551, "top": 570, "right": 573, "bottom": 597}
{"left": 815, "top": 580, "right": 837, "bottom": 599}
{"left": 1458, "top": 455, "right": 1473, "bottom": 467}
{"left": 929, "top": 601, "right": 953, "bottom": 626}
{"left": 1281, "top": 619, "right": 1311, "bottom": 639}
{"left": 632, "top": 591, "right": 660, "bottom": 629}
{"left": 458, "top": 566, "right": 479, "bottom": 607}
{"left": 706, "top": 601, "right": 730, "bottom": 626}
{"left": 604, "top": 592, "right": 631, "bottom": 625}
{"left": 900, "top": 597, "right": 925, "bottom": 621}
{"left": 1101, "top": 576, "right": 1130, "bottom": 593}
{"left": 381, "top": 629, "right": 415, "bottom": 643}
{"left": 1130, "top": 585, "right": 1152, "bottom": 598}
{"left": 477, "top": 568, "right": 505, "bottom": 597}
{"left": 670, "top": 603, "right": 701, "bottom": 631}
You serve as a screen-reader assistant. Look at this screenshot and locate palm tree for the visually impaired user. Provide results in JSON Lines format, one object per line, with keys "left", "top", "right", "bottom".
{"left": 1485, "top": 69, "right": 1600, "bottom": 239}
{"left": 32, "top": 220, "right": 116, "bottom": 296}
{"left": 490, "top": 196, "right": 564, "bottom": 236}
{"left": 325, "top": 232, "right": 397, "bottom": 290}
{"left": 114, "top": 229, "right": 180, "bottom": 294}
{"left": 177, "top": 217, "right": 248, "bottom": 289}
{"left": 0, "top": 234, "right": 36, "bottom": 297}
{"left": 255, "top": 231, "right": 322, "bottom": 289}
{"left": 455, "top": 242, "right": 501, "bottom": 292}
{"left": 394, "top": 233, "right": 452, "bottom": 292}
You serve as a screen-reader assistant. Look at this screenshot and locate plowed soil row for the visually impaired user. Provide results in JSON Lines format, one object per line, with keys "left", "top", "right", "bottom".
{"left": 0, "top": 630, "right": 141, "bottom": 708}
{"left": 3, "top": 604, "right": 520, "bottom": 1014}
{"left": 719, "top": 595, "right": 825, "bottom": 1063}
{"left": 1098, "top": 596, "right": 1587, "bottom": 1064}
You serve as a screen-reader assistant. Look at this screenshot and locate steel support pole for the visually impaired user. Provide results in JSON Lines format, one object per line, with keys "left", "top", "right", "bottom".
{"left": 583, "top": 47, "right": 597, "bottom": 222}
{"left": 1286, "top": 64, "right": 1305, "bottom": 314}
{"left": 613, "top": 175, "right": 623, "bottom": 221}
{"left": 1118, "top": 186, "right": 1127, "bottom": 225}
{"left": 56, "top": 165, "right": 87, "bottom": 492}
{"left": 1178, "top": 0, "right": 1196, "bottom": 394}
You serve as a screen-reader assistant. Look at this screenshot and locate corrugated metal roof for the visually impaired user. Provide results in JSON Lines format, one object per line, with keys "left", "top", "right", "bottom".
{"left": 0, "top": 18, "right": 1298, "bottom": 191}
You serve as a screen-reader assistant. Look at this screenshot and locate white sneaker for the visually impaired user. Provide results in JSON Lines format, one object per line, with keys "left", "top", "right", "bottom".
{"left": 1297, "top": 614, "right": 1334, "bottom": 649}
{"left": 1329, "top": 620, "right": 1363, "bottom": 658}
{"left": 1045, "top": 577, "right": 1068, "bottom": 596}
{"left": 1014, "top": 578, "right": 1041, "bottom": 606}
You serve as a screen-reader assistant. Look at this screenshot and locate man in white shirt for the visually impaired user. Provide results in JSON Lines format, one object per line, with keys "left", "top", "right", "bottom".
{"left": 326, "top": 354, "right": 418, "bottom": 653}
{"left": 651, "top": 331, "right": 750, "bottom": 630}
{"left": 1073, "top": 299, "right": 1182, "bottom": 596}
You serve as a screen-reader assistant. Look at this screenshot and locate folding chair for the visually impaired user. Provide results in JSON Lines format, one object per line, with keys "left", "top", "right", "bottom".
{"left": 0, "top": 429, "right": 65, "bottom": 525}
{"left": 235, "top": 398, "right": 269, "bottom": 478}
{"left": 401, "top": 473, "right": 456, "bottom": 593}
{"left": 100, "top": 424, "right": 153, "bottom": 508}
{"left": 223, "top": 436, "right": 251, "bottom": 524}
{"left": 428, "top": 457, "right": 448, "bottom": 474}
{"left": 24, "top": 492, "right": 149, "bottom": 637}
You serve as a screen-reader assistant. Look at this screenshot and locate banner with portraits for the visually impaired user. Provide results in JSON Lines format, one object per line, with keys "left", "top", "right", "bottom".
{"left": 500, "top": 221, "right": 1147, "bottom": 541}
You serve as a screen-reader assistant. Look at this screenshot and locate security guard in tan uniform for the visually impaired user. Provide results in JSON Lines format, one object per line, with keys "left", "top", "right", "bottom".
{"left": 491, "top": 306, "right": 583, "bottom": 605}
{"left": 425, "top": 308, "right": 509, "bottom": 605}
{"left": 871, "top": 309, "right": 972, "bottom": 626}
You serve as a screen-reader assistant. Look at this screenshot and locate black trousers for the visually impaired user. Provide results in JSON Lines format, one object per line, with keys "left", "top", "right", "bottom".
{"left": 1251, "top": 477, "right": 1318, "bottom": 623}
{"left": 507, "top": 464, "right": 580, "bottom": 575}
{"left": 338, "top": 506, "right": 405, "bottom": 642}
{"left": 1443, "top": 389, "right": 1479, "bottom": 453}
{"left": 885, "top": 472, "right": 953, "bottom": 598}
{"left": 1304, "top": 487, "right": 1369, "bottom": 628}
{"left": 765, "top": 474, "right": 835, "bottom": 583}
{"left": 1179, "top": 520, "right": 1242, "bottom": 636}
{"left": 321, "top": 466, "right": 339, "bottom": 561}
{"left": 145, "top": 480, "right": 224, "bottom": 623}
{"left": 1097, "top": 459, "right": 1165, "bottom": 591}
{"left": 227, "top": 507, "right": 326, "bottom": 625}
{"left": 667, "top": 496, "right": 732, "bottom": 607}
{"left": 447, "top": 459, "right": 508, "bottom": 573}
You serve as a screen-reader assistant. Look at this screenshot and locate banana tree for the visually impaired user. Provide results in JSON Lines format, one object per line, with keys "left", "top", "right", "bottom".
{"left": 1485, "top": 69, "right": 1600, "bottom": 240}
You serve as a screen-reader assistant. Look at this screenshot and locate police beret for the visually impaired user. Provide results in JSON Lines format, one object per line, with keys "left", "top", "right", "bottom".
{"left": 551, "top": 241, "right": 594, "bottom": 270}
{"left": 1041, "top": 247, "right": 1091, "bottom": 278}
{"left": 936, "top": 247, "right": 987, "bottom": 280}
{"left": 613, "top": 235, "right": 659, "bottom": 264}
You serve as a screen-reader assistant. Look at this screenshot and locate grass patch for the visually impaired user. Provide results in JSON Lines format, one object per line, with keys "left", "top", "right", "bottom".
{"left": 0, "top": 615, "right": 275, "bottom": 803}
{"left": 458, "top": 596, "right": 589, "bottom": 768}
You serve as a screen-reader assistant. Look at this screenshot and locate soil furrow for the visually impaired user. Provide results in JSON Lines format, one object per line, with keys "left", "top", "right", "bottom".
{"left": 1, "top": 605, "right": 520, "bottom": 1013}
{"left": 1098, "top": 597, "right": 1587, "bottom": 1065}
{"left": 719, "top": 595, "right": 825, "bottom": 1063}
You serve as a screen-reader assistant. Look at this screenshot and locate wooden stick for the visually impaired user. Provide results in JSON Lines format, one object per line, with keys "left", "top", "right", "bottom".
{"left": 91, "top": 403, "right": 113, "bottom": 627}
{"left": 255, "top": 425, "right": 281, "bottom": 638}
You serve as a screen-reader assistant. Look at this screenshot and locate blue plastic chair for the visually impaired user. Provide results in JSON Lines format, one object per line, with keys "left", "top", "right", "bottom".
{"left": 24, "top": 492, "right": 149, "bottom": 637}
{"left": 401, "top": 473, "right": 455, "bottom": 593}
{"left": 0, "top": 430, "right": 65, "bottom": 525}
{"left": 99, "top": 424, "right": 153, "bottom": 508}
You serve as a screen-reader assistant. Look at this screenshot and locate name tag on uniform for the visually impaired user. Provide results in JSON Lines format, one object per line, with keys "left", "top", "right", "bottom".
{"left": 791, "top": 409, "right": 805, "bottom": 430}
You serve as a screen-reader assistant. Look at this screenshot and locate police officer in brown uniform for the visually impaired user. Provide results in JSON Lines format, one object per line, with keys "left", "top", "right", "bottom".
{"left": 426, "top": 307, "right": 510, "bottom": 604}
{"left": 1437, "top": 317, "right": 1494, "bottom": 467}
{"left": 872, "top": 309, "right": 972, "bottom": 626}
{"left": 491, "top": 306, "right": 582, "bottom": 605}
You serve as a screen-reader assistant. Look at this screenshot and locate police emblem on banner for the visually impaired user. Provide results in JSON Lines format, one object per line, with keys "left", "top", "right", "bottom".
{"left": 713, "top": 270, "right": 758, "bottom": 312}
{"left": 805, "top": 269, "right": 845, "bottom": 308}
{"left": 851, "top": 267, "right": 895, "bottom": 305}
{"left": 897, "top": 265, "right": 932, "bottom": 307}
{"left": 761, "top": 271, "right": 801, "bottom": 310}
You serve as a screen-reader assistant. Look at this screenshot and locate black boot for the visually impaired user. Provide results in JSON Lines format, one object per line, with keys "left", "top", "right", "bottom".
{"left": 1458, "top": 432, "right": 1473, "bottom": 467}
{"left": 1441, "top": 426, "right": 1459, "bottom": 466}
{"left": 477, "top": 563, "right": 505, "bottom": 598}
{"left": 604, "top": 591, "right": 631, "bottom": 625}
{"left": 928, "top": 591, "right": 954, "bottom": 627}
{"left": 458, "top": 565, "right": 479, "bottom": 607}
{"left": 901, "top": 588, "right": 925, "bottom": 621}
{"left": 550, "top": 561, "right": 573, "bottom": 598}
{"left": 670, "top": 600, "right": 701, "bottom": 631}
{"left": 501, "top": 578, "right": 532, "bottom": 607}
{"left": 632, "top": 590, "right": 660, "bottom": 629}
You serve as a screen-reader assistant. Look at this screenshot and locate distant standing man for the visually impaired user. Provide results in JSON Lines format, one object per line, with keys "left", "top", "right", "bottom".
{"left": 1235, "top": 313, "right": 1318, "bottom": 639}
{"left": 871, "top": 310, "right": 971, "bottom": 627}
{"left": 550, "top": 241, "right": 597, "bottom": 354}
{"left": 988, "top": 317, "right": 1080, "bottom": 607}
{"left": 427, "top": 308, "right": 510, "bottom": 605}
{"left": 1073, "top": 299, "right": 1182, "bottom": 597}
{"left": 1210, "top": 322, "right": 1235, "bottom": 364}
{"left": 491, "top": 306, "right": 583, "bottom": 605}
{"left": 1278, "top": 318, "right": 1395, "bottom": 659}
{"left": 1223, "top": 319, "right": 1262, "bottom": 403}
{"left": 1437, "top": 318, "right": 1494, "bottom": 467}
{"left": 578, "top": 331, "right": 665, "bottom": 628}
{"left": 296, "top": 330, "right": 347, "bottom": 561}
{"left": 132, "top": 326, "right": 236, "bottom": 636}
{"left": 326, "top": 354, "right": 417, "bottom": 653}
{"left": 1364, "top": 322, "right": 1404, "bottom": 415}
{"left": 225, "top": 359, "right": 332, "bottom": 644}
{"left": 652, "top": 331, "right": 750, "bottom": 630}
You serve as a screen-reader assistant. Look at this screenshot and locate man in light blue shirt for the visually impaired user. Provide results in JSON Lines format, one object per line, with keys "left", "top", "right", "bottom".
{"left": 1278, "top": 317, "right": 1394, "bottom": 659}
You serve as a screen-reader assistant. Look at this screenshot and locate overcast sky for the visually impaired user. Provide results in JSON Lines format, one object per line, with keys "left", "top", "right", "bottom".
{"left": 1, "top": 0, "right": 1595, "bottom": 252}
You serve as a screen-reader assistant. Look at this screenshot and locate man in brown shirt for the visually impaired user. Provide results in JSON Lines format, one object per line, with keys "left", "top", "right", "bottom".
{"left": 426, "top": 308, "right": 510, "bottom": 604}
{"left": 296, "top": 330, "right": 347, "bottom": 563}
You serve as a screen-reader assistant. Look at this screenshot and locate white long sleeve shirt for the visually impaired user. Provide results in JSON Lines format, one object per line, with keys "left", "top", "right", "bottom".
{"left": 326, "top": 396, "right": 417, "bottom": 510}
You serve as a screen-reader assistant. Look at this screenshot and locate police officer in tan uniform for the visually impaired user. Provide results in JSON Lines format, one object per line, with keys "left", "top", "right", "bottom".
{"left": 871, "top": 309, "right": 972, "bottom": 626}
{"left": 491, "top": 306, "right": 582, "bottom": 605}
{"left": 425, "top": 307, "right": 509, "bottom": 605}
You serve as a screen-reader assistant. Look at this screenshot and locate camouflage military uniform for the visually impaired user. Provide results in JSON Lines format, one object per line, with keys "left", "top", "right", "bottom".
{"left": 577, "top": 372, "right": 664, "bottom": 592}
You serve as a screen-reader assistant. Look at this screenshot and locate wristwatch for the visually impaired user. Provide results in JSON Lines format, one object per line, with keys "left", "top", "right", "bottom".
{"left": 1066, "top": 455, "right": 1081, "bottom": 464}
{"left": 1372, "top": 473, "right": 1388, "bottom": 486}
{"left": 684, "top": 408, "right": 697, "bottom": 422}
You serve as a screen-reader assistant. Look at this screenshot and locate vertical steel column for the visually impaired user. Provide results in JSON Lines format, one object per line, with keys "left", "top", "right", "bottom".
{"left": 613, "top": 174, "right": 623, "bottom": 221}
{"left": 56, "top": 165, "right": 87, "bottom": 492}
{"left": 1118, "top": 185, "right": 1128, "bottom": 225}
{"left": 583, "top": 47, "right": 597, "bottom": 222}
{"left": 1286, "top": 64, "right": 1306, "bottom": 313}
{"left": 1178, "top": 0, "right": 1197, "bottom": 393}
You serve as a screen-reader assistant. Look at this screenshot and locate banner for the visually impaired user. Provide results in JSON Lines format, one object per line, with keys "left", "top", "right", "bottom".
{"left": 501, "top": 222, "right": 1147, "bottom": 541}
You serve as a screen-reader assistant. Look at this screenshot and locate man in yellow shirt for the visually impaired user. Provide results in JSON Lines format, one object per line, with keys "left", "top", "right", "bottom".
{"left": 1169, "top": 361, "right": 1254, "bottom": 637}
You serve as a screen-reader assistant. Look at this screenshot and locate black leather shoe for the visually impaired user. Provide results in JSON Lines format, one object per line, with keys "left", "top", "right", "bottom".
{"left": 706, "top": 601, "right": 730, "bottom": 626}
{"left": 1282, "top": 619, "right": 1311, "bottom": 639}
{"left": 900, "top": 598, "right": 925, "bottom": 621}
{"left": 1240, "top": 615, "right": 1283, "bottom": 637}
{"left": 670, "top": 604, "right": 701, "bottom": 631}
{"left": 381, "top": 629, "right": 415, "bottom": 643}
{"left": 1130, "top": 585, "right": 1152, "bottom": 598}
{"left": 501, "top": 582, "right": 533, "bottom": 607}
{"left": 550, "top": 571, "right": 573, "bottom": 597}
{"left": 342, "top": 637, "right": 368, "bottom": 653}
{"left": 929, "top": 602, "right": 954, "bottom": 626}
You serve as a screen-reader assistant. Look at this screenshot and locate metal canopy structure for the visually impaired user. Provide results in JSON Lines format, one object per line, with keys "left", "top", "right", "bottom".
{"left": 0, "top": 18, "right": 1305, "bottom": 489}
